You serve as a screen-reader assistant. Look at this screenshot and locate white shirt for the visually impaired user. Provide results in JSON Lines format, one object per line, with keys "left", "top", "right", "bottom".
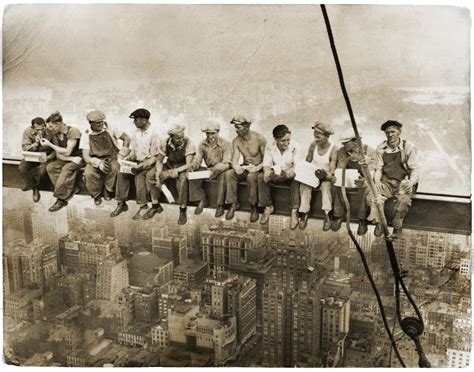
{"left": 262, "top": 141, "right": 301, "bottom": 173}
{"left": 311, "top": 143, "right": 335, "bottom": 171}
{"left": 130, "top": 125, "right": 163, "bottom": 161}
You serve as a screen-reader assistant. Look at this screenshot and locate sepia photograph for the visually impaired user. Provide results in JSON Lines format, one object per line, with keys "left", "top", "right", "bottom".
{"left": 2, "top": 1, "right": 472, "bottom": 368}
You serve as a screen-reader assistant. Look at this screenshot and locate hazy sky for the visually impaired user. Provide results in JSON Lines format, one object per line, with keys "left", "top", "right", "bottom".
{"left": 3, "top": 4, "right": 471, "bottom": 88}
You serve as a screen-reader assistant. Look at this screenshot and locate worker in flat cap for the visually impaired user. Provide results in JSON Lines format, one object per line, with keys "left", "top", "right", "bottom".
{"left": 18, "top": 117, "right": 55, "bottom": 202}
{"left": 146, "top": 123, "right": 196, "bottom": 224}
{"left": 298, "top": 121, "right": 338, "bottom": 231}
{"left": 224, "top": 115, "right": 267, "bottom": 222}
{"left": 365, "top": 120, "right": 419, "bottom": 238}
{"left": 40, "top": 111, "right": 84, "bottom": 212}
{"left": 111, "top": 108, "right": 162, "bottom": 219}
{"left": 188, "top": 121, "right": 232, "bottom": 217}
{"left": 259, "top": 124, "right": 302, "bottom": 227}
{"left": 80, "top": 110, "right": 131, "bottom": 206}
{"left": 330, "top": 127, "right": 377, "bottom": 235}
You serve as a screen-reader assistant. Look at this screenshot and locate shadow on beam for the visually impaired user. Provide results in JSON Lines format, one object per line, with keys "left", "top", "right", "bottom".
{"left": 2, "top": 158, "right": 471, "bottom": 235}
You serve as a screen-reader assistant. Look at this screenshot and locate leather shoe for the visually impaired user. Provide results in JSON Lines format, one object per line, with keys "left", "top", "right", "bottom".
{"left": 299, "top": 213, "right": 309, "bottom": 230}
{"left": 225, "top": 202, "right": 240, "bottom": 220}
{"left": 110, "top": 202, "right": 128, "bottom": 217}
{"left": 323, "top": 214, "right": 332, "bottom": 231}
{"left": 133, "top": 205, "right": 149, "bottom": 220}
{"left": 374, "top": 223, "right": 383, "bottom": 237}
{"left": 142, "top": 204, "right": 163, "bottom": 220}
{"left": 250, "top": 205, "right": 259, "bottom": 223}
{"left": 331, "top": 217, "right": 344, "bottom": 232}
{"left": 194, "top": 199, "right": 208, "bottom": 215}
{"left": 260, "top": 205, "right": 274, "bottom": 224}
{"left": 94, "top": 196, "right": 102, "bottom": 206}
{"left": 103, "top": 190, "right": 113, "bottom": 201}
{"left": 290, "top": 209, "right": 299, "bottom": 230}
{"left": 49, "top": 199, "right": 68, "bottom": 212}
{"left": 215, "top": 205, "right": 225, "bottom": 218}
{"left": 357, "top": 220, "right": 368, "bottom": 236}
{"left": 178, "top": 208, "right": 187, "bottom": 225}
{"left": 32, "top": 188, "right": 40, "bottom": 203}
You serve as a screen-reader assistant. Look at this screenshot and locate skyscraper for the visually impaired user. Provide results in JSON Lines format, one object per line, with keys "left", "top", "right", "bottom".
{"left": 96, "top": 258, "right": 129, "bottom": 301}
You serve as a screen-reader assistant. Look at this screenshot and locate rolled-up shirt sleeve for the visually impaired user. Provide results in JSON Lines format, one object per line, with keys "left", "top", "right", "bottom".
{"left": 79, "top": 133, "right": 90, "bottom": 150}
{"left": 222, "top": 141, "right": 232, "bottom": 164}
{"left": 262, "top": 144, "right": 273, "bottom": 168}
{"left": 21, "top": 128, "right": 35, "bottom": 151}
{"left": 153, "top": 135, "right": 166, "bottom": 157}
{"left": 191, "top": 143, "right": 204, "bottom": 170}
{"left": 375, "top": 146, "right": 385, "bottom": 171}
{"left": 406, "top": 143, "right": 420, "bottom": 183}
{"left": 185, "top": 139, "right": 196, "bottom": 156}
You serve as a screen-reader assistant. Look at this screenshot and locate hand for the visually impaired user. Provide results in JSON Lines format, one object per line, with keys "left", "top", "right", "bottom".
{"left": 401, "top": 179, "right": 414, "bottom": 193}
{"left": 34, "top": 134, "right": 43, "bottom": 144}
{"left": 159, "top": 170, "right": 170, "bottom": 183}
{"left": 213, "top": 163, "right": 228, "bottom": 173}
{"left": 118, "top": 147, "right": 130, "bottom": 159}
{"left": 263, "top": 170, "right": 273, "bottom": 184}
{"left": 70, "top": 156, "right": 82, "bottom": 165}
{"left": 315, "top": 169, "right": 328, "bottom": 181}
{"left": 246, "top": 165, "right": 258, "bottom": 173}
{"left": 358, "top": 156, "right": 370, "bottom": 166}
{"left": 168, "top": 169, "right": 179, "bottom": 178}
{"left": 99, "top": 160, "right": 111, "bottom": 174}
{"left": 285, "top": 168, "right": 295, "bottom": 179}
{"left": 354, "top": 176, "right": 366, "bottom": 187}
{"left": 235, "top": 165, "right": 245, "bottom": 175}
{"left": 374, "top": 180, "right": 383, "bottom": 193}
{"left": 328, "top": 175, "right": 337, "bottom": 184}
{"left": 40, "top": 138, "right": 52, "bottom": 147}
{"left": 209, "top": 168, "right": 220, "bottom": 180}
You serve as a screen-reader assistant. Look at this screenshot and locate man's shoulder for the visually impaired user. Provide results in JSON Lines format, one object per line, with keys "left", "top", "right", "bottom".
{"left": 376, "top": 141, "right": 388, "bottom": 151}
{"left": 252, "top": 131, "right": 266, "bottom": 142}
{"left": 23, "top": 127, "right": 34, "bottom": 136}
{"left": 67, "top": 126, "right": 82, "bottom": 138}
{"left": 401, "top": 139, "right": 417, "bottom": 151}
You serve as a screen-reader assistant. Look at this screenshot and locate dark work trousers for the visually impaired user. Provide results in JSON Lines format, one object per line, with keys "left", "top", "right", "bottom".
{"left": 46, "top": 159, "right": 84, "bottom": 200}
{"left": 115, "top": 168, "right": 150, "bottom": 205}
{"left": 332, "top": 185, "right": 369, "bottom": 220}
{"left": 18, "top": 160, "right": 51, "bottom": 190}
{"left": 225, "top": 169, "right": 260, "bottom": 206}
{"left": 188, "top": 168, "right": 226, "bottom": 206}
{"left": 84, "top": 159, "right": 119, "bottom": 199}
{"left": 146, "top": 164, "right": 190, "bottom": 206}
{"left": 257, "top": 172, "right": 300, "bottom": 209}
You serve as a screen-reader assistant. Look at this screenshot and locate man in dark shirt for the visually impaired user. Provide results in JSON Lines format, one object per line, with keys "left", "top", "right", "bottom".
{"left": 40, "top": 111, "right": 84, "bottom": 212}
{"left": 18, "top": 117, "right": 54, "bottom": 202}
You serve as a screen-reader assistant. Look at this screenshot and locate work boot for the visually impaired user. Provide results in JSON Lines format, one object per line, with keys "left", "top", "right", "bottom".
{"left": 103, "top": 189, "right": 113, "bottom": 201}
{"left": 331, "top": 216, "right": 344, "bottom": 232}
{"left": 178, "top": 207, "right": 187, "bottom": 225}
{"left": 290, "top": 209, "right": 299, "bottom": 230}
{"left": 250, "top": 205, "right": 259, "bottom": 223}
{"left": 111, "top": 201, "right": 128, "bottom": 217}
{"left": 32, "top": 188, "right": 41, "bottom": 203}
{"left": 94, "top": 196, "right": 102, "bottom": 206}
{"left": 133, "top": 204, "right": 149, "bottom": 220}
{"left": 142, "top": 203, "right": 164, "bottom": 220}
{"left": 357, "top": 220, "right": 368, "bottom": 236}
{"left": 49, "top": 199, "right": 68, "bottom": 212}
{"left": 323, "top": 214, "right": 332, "bottom": 231}
{"left": 225, "top": 202, "right": 240, "bottom": 220}
{"left": 215, "top": 205, "right": 225, "bottom": 218}
{"left": 299, "top": 213, "right": 309, "bottom": 230}
{"left": 260, "top": 205, "right": 274, "bottom": 225}
{"left": 374, "top": 223, "right": 383, "bottom": 237}
{"left": 195, "top": 199, "right": 208, "bottom": 215}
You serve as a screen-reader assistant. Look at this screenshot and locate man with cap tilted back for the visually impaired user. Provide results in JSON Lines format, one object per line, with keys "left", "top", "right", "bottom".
{"left": 111, "top": 108, "right": 162, "bottom": 219}
{"left": 259, "top": 124, "right": 302, "bottom": 227}
{"left": 298, "top": 121, "right": 338, "bottom": 231}
{"left": 18, "top": 117, "right": 55, "bottom": 202}
{"left": 366, "top": 120, "right": 419, "bottom": 238}
{"left": 224, "top": 115, "right": 267, "bottom": 222}
{"left": 331, "top": 127, "right": 376, "bottom": 235}
{"left": 80, "top": 110, "right": 131, "bottom": 206}
{"left": 146, "top": 123, "right": 196, "bottom": 225}
{"left": 40, "top": 111, "right": 84, "bottom": 212}
{"left": 188, "top": 121, "right": 232, "bottom": 217}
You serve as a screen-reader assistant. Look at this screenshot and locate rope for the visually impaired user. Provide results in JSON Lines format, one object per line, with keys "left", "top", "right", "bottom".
{"left": 320, "top": 4, "right": 430, "bottom": 367}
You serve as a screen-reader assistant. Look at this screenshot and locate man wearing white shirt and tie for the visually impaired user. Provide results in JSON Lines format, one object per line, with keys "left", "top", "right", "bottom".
{"left": 259, "top": 124, "right": 302, "bottom": 228}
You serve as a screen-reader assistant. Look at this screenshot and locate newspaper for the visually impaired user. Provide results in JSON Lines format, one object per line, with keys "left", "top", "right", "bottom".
{"left": 118, "top": 159, "right": 138, "bottom": 174}
{"left": 187, "top": 170, "right": 211, "bottom": 180}
{"left": 22, "top": 151, "right": 47, "bottom": 163}
{"left": 295, "top": 161, "right": 320, "bottom": 188}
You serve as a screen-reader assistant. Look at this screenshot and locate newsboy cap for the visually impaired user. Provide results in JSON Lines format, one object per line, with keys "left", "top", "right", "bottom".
{"left": 381, "top": 120, "right": 402, "bottom": 131}
{"left": 230, "top": 115, "right": 252, "bottom": 125}
{"left": 167, "top": 124, "right": 186, "bottom": 136}
{"left": 31, "top": 117, "right": 45, "bottom": 126}
{"left": 129, "top": 108, "right": 150, "bottom": 120}
{"left": 86, "top": 110, "right": 106, "bottom": 123}
{"left": 312, "top": 121, "right": 334, "bottom": 135}
{"left": 46, "top": 111, "right": 63, "bottom": 123}
{"left": 340, "top": 127, "right": 361, "bottom": 143}
{"left": 201, "top": 122, "right": 220, "bottom": 133}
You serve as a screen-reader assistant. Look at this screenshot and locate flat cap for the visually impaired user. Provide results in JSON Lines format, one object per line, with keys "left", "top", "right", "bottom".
{"left": 129, "top": 108, "right": 150, "bottom": 120}
{"left": 312, "top": 121, "right": 334, "bottom": 135}
{"left": 201, "top": 122, "right": 220, "bottom": 132}
{"left": 230, "top": 115, "right": 252, "bottom": 125}
{"left": 167, "top": 124, "right": 186, "bottom": 136}
{"left": 381, "top": 120, "right": 402, "bottom": 131}
{"left": 46, "top": 111, "right": 63, "bottom": 123}
{"left": 31, "top": 117, "right": 45, "bottom": 126}
{"left": 86, "top": 110, "right": 106, "bottom": 122}
{"left": 340, "top": 128, "right": 361, "bottom": 143}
